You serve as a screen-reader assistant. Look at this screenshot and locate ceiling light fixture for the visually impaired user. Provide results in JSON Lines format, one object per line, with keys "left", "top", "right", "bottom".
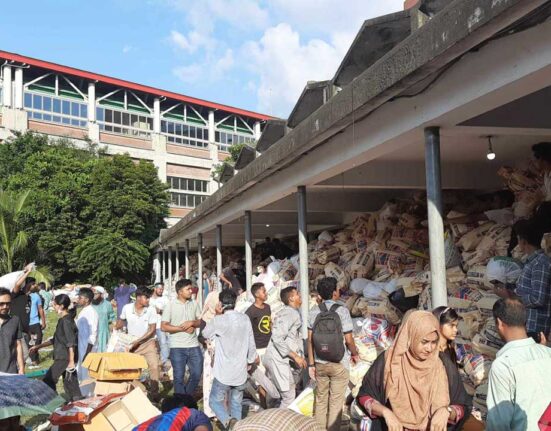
{"left": 486, "top": 136, "right": 496, "bottom": 161}
{"left": 266, "top": 224, "right": 270, "bottom": 227}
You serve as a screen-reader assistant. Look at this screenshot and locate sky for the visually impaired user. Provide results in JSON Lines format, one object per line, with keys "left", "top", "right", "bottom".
{"left": 0, "top": 0, "right": 404, "bottom": 118}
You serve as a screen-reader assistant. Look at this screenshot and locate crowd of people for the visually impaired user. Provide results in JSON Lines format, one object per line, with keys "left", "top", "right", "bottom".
{"left": 1, "top": 140, "right": 551, "bottom": 430}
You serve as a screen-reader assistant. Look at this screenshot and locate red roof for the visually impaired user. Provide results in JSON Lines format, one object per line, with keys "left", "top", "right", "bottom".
{"left": 0, "top": 50, "right": 273, "bottom": 121}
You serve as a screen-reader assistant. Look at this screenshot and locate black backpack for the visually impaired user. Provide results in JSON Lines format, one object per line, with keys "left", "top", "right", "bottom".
{"left": 312, "top": 303, "right": 345, "bottom": 363}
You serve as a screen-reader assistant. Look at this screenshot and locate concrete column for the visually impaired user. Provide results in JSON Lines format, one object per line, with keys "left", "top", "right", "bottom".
{"left": 153, "top": 97, "right": 161, "bottom": 134}
{"left": 87, "top": 82, "right": 96, "bottom": 122}
{"left": 216, "top": 225, "right": 223, "bottom": 285}
{"left": 244, "top": 211, "right": 253, "bottom": 294}
{"left": 197, "top": 234, "right": 203, "bottom": 304}
{"left": 167, "top": 246, "right": 173, "bottom": 291}
{"left": 14, "top": 67, "right": 23, "bottom": 109}
{"left": 185, "top": 239, "right": 190, "bottom": 279}
{"left": 154, "top": 251, "right": 161, "bottom": 284}
{"left": 87, "top": 82, "right": 100, "bottom": 141}
{"left": 208, "top": 110, "right": 219, "bottom": 192}
{"left": 425, "top": 127, "right": 447, "bottom": 308}
{"left": 175, "top": 243, "right": 180, "bottom": 282}
{"left": 161, "top": 249, "right": 166, "bottom": 282}
{"left": 297, "top": 186, "right": 310, "bottom": 340}
{"left": 2, "top": 66, "right": 12, "bottom": 107}
{"left": 254, "top": 121, "right": 261, "bottom": 140}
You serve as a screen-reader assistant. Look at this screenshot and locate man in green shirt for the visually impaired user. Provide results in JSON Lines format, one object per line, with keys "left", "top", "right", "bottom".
{"left": 161, "top": 279, "right": 203, "bottom": 395}
{"left": 487, "top": 298, "right": 551, "bottom": 431}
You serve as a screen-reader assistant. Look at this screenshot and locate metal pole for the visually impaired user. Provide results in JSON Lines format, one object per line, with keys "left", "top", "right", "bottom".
{"left": 425, "top": 127, "right": 448, "bottom": 308}
{"left": 185, "top": 239, "right": 190, "bottom": 279}
{"left": 161, "top": 249, "right": 166, "bottom": 282}
{"left": 167, "top": 246, "right": 173, "bottom": 291}
{"left": 216, "top": 225, "right": 223, "bottom": 290}
{"left": 197, "top": 234, "right": 203, "bottom": 305}
{"left": 297, "top": 186, "right": 310, "bottom": 340}
{"left": 244, "top": 211, "right": 253, "bottom": 294}
{"left": 175, "top": 243, "right": 180, "bottom": 282}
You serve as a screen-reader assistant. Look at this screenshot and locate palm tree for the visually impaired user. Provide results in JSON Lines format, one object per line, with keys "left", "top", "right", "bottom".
{"left": 0, "top": 189, "right": 30, "bottom": 273}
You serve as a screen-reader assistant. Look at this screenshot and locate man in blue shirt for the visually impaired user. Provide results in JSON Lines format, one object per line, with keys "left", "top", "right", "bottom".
{"left": 513, "top": 220, "right": 551, "bottom": 342}
{"left": 28, "top": 282, "right": 46, "bottom": 366}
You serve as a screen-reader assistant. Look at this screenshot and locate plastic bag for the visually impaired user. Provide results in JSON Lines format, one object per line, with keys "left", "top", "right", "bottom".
{"left": 0, "top": 271, "right": 24, "bottom": 292}
{"left": 288, "top": 384, "right": 316, "bottom": 416}
{"left": 350, "top": 278, "right": 369, "bottom": 294}
{"left": 486, "top": 256, "right": 522, "bottom": 284}
{"left": 317, "top": 231, "right": 334, "bottom": 243}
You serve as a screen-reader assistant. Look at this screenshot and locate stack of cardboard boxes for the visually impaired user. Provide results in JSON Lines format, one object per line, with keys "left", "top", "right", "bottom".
{"left": 53, "top": 353, "right": 160, "bottom": 431}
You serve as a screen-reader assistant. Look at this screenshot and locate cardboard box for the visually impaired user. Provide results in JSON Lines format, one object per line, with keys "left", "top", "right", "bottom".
{"left": 82, "top": 353, "right": 148, "bottom": 381}
{"left": 93, "top": 380, "right": 146, "bottom": 396}
{"left": 59, "top": 389, "right": 160, "bottom": 431}
{"left": 93, "top": 381, "right": 131, "bottom": 396}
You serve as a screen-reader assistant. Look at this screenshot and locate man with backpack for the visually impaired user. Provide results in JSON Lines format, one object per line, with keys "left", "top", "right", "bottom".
{"left": 263, "top": 286, "right": 307, "bottom": 408}
{"left": 308, "top": 277, "right": 359, "bottom": 431}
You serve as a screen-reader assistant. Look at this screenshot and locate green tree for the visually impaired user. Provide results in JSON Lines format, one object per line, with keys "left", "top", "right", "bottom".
{"left": 0, "top": 132, "right": 169, "bottom": 285}
{"left": 0, "top": 189, "right": 30, "bottom": 273}
{"left": 71, "top": 230, "right": 150, "bottom": 285}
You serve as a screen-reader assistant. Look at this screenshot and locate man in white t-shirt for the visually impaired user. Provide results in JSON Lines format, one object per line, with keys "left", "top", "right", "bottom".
{"left": 150, "top": 283, "right": 169, "bottom": 367}
{"left": 116, "top": 286, "right": 160, "bottom": 394}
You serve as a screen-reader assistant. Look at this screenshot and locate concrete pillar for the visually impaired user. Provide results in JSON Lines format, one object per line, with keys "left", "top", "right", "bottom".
{"left": 185, "top": 239, "right": 190, "bottom": 279}
{"left": 153, "top": 97, "right": 161, "bottom": 134}
{"left": 14, "top": 67, "right": 23, "bottom": 109}
{"left": 425, "top": 127, "right": 447, "bottom": 308}
{"left": 254, "top": 121, "right": 261, "bottom": 140}
{"left": 197, "top": 234, "right": 203, "bottom": 305}
{"left": 151, "top": 134, "right": 167, "bottom": 183}
{"left": 175, "top": 243, "right": 180, "bottom": 282}
{"left": 2, "top": 65, "right": 12, "bottom": 107}
{"left": 208, "top": 110, "right": 219, "bottom": 192}
{"left": 297, "top": 186, "right": 310, "bottom": 340}
{"left": 167, "top": 246, "right": 173, "bottom": 291}
{"left": 244, "top": 211, "right": 253, "bottom": 294}
{"left": 87, "top": 82, "right": 96, "bottom": 122}
{"left": 154, "top": 251, "right": 161, "bottom": 284}
{"left": 216, "top": 225, "right": 223, "bottom": 286}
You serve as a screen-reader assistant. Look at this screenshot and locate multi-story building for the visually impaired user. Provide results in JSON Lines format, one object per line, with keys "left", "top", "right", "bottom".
{"left": 0, "top": 50, "right": 270, "bottom": 225}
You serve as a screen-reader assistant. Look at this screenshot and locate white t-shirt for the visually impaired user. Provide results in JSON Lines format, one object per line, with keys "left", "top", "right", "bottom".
{"left": 149, "top": 296, "right": 168, "bottom": 329}
{"left": 120, "top": 303, "right": 157, "bottom": 338}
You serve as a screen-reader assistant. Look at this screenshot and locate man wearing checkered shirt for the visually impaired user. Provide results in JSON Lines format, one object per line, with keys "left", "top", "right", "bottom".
{"left": 513, "top": 220, "right": 551, "bottom": 342}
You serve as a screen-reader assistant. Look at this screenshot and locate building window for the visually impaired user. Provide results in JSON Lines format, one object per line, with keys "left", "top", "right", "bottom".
{"left": 215, "top": 130, "right": 255, "bottom": 152}
{"left": 161, "top": 119, "right": 209, "bottom": 149}
{"left": 167, "top": 176, "right": 209, "bottom": 208}
{"left": 96, "top": 107, "right": 152, "bottom": 139}
{"left": 23, "top": 92, "right": 87, "bottom": 128}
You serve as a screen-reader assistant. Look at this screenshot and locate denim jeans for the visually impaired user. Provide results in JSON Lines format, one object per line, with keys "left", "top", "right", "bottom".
{"left": 170, "top": 346, "right": 203, "bottom": 395}
{"left": 209, "top": 378, "right": 247, "bottom": 426}
{"left": 156, "top": 329, "right": 170, "bottom": 364}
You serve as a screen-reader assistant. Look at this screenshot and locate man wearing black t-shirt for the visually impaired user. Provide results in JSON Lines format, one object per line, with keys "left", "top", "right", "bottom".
{"left": 245, "top": 283, "right": 272, "bottom": 356}
{"left": 10, "top": 265, "right": 34, "bottom": 364}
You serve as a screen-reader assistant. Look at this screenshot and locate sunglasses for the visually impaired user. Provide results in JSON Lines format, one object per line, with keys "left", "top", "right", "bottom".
{"left": 0, "top": 301, "right": 11, "bottom": 307}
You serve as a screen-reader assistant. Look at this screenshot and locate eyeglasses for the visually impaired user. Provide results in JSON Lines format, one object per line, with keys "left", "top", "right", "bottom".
{"left": 0, "top": 302, "right": 11, "bottom": 307}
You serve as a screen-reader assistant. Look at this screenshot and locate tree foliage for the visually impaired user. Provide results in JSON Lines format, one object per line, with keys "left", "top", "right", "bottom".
{"left": 0, "top": 132, "right": 170, "bottom": 285}
{"left": 0, "top": 189, "right": 30, "bottom": 273}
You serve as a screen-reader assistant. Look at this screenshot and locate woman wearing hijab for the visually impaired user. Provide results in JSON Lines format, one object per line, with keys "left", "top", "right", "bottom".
{"left": 356, "top": 310, "right": 450, "bottom": 431}
{"left": 432, "top": 307, "right": 483, "bottom": 431}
